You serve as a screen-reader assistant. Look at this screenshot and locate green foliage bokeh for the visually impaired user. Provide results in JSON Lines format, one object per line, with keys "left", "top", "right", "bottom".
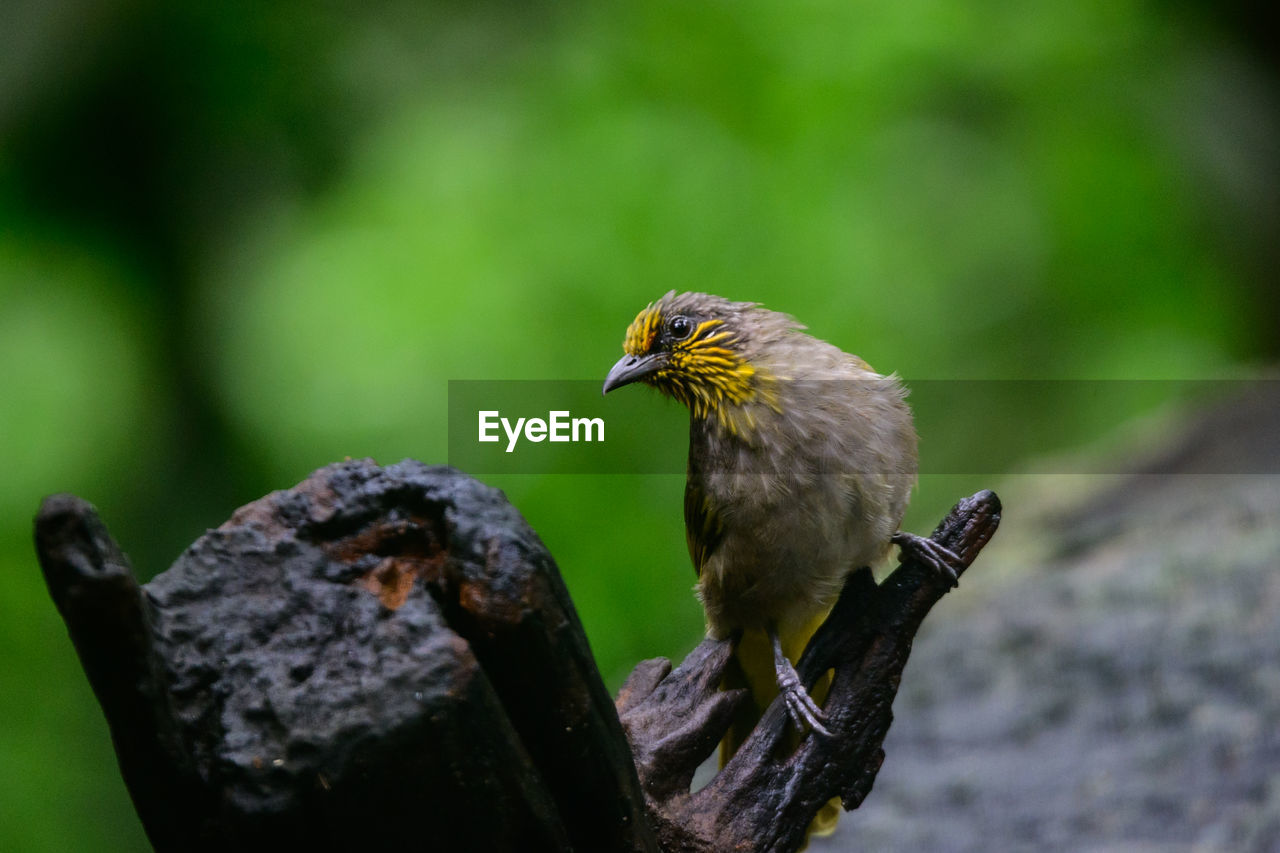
{"left": 1, "top": 0, "right": 1275, "bottom": 848}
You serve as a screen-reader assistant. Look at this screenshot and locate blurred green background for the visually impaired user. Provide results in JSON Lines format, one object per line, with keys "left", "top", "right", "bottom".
{"left": 2, "top": 0, "right": 1276, "bottom": 848}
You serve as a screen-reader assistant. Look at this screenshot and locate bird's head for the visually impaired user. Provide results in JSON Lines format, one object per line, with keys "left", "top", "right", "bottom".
{"left": 603, "top": 291, "right": 784, "bottom": 430}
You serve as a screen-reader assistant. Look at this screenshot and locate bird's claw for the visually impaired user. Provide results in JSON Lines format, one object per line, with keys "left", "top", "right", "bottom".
{"left": 776, "top": 658, "right": 832, "bottom": 737}
{"left": 769, "top": 624, "right": 833, "bottom": 738}
{"left": 892, "top": 531, "right": 963, "bottom": 587}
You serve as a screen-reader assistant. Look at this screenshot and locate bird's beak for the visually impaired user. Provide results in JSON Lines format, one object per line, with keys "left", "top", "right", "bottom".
{"left": 603, "top": 352, "right": 665, "bottom": 395}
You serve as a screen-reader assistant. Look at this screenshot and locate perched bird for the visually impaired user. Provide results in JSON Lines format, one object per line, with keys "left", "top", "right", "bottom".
{"left": 603, "top": 291, "right": 957, "bottom": 834}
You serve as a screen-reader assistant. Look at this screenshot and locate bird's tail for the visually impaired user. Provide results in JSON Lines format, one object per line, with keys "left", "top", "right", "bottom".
{"left": 719, "top": 610, "right": 842, "bottom": 840}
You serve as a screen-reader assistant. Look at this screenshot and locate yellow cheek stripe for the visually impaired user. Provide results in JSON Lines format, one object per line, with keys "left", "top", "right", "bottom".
{"left": 659, "top": 324, "right": 780, "bottom": 435}
{"left": 691, "top": 318, "right": 723, "bottom": 340}
{"left": 697, "top": 330, "right": 732, "bottom": 347}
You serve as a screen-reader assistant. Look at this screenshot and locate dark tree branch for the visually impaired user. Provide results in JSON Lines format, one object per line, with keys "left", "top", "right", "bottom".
{"left": 617, "top": 490, "right": 1003, "bottom": 853}
{"left": 35, "top": 460, "right": 998, "bottom": 853}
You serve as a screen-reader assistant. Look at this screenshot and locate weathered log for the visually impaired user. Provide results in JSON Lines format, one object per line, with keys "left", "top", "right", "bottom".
{"left": 36, "top": 459, "right": 658, "bottom": 853}
{"left": 36, "top": 458, "right": 999, "bottom": 852}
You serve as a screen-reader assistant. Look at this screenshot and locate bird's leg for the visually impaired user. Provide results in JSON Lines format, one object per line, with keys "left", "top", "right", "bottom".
{"left": 768, "top": 622, "right": 833, "bottom": 738}
{"left": 892, "top": 530, "right": 963, "bottom": 587}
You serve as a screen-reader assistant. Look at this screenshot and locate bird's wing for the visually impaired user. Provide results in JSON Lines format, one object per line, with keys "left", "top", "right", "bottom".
{"left": 683, "top": 478, "right": 724, "bottom": 578}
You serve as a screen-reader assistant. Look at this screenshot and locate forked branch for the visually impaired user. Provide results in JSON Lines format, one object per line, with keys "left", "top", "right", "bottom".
{"left": 617, "top": 490, "right": 1002, "bottom": 852}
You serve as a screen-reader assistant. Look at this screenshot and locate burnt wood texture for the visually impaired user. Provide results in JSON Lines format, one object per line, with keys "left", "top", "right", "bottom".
{"left": 35, "top": 458, "right": 998, "bottom": 852}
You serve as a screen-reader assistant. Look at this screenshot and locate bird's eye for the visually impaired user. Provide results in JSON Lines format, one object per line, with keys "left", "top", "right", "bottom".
{"left": 668, "top": 315, "right": 693, "bottom": 341}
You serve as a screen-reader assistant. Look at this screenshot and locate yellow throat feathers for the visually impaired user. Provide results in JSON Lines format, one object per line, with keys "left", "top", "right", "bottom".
{"left": 623, "top": 306, "right": 779, "bottom": 437}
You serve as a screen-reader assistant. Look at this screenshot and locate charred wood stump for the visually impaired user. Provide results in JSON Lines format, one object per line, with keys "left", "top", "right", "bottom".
{"left": 34, "top": 458, "right": 1000, "bottom": 852}
{"left": 35, "top": 460, "right": 656, "bottom": 852}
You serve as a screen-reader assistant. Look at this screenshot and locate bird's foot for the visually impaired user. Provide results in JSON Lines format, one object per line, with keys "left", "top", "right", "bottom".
{"left": 776, "top": 658, "right": 832, "bottom": 737}
{"left": 892, "top": 530, "right": 963, "bottom": 587}
{"left": 769, "top": 625, "right": 832, "bottom": 738}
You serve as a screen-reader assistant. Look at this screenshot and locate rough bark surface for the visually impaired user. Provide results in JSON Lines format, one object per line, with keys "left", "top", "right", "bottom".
{"left": 36, "top": 459, "right": 657, "bottom": 853}
{"left": 35, "top": 458, "right": 999, "bottom": 852}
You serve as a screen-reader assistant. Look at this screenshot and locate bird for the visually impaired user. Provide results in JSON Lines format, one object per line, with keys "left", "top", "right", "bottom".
{"left": 603, "top": 291, "right": 959, "bottom": 836}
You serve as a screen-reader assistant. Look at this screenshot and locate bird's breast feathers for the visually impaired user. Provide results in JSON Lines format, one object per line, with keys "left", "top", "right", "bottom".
{"left": 686, "top": 369, "right": 917, "bottom": 635}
